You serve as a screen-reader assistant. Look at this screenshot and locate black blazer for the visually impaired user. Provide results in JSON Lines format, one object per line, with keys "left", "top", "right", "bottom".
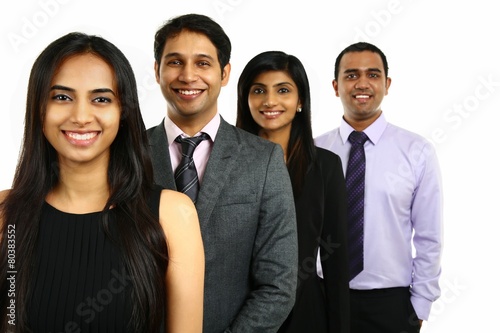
{"left": 280, "top": 147, "right": 350, "bottom": 333}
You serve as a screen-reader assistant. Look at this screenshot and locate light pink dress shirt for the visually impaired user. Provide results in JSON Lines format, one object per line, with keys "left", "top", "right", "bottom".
{"left": 163, "top": 113, "right": 220, "bottom": 183}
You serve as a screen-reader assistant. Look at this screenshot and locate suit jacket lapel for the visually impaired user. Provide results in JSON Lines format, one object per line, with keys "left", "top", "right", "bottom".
{"left": 149, "top": 117, "right": 242, "bottom": 227}
{"left": 196, "top": 117, "right": 241, "bottom": 227}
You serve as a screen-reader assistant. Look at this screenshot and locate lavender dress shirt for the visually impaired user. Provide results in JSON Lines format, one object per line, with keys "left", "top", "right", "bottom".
{"left": 315, "top": 113, "right": 443, "bottom": 320}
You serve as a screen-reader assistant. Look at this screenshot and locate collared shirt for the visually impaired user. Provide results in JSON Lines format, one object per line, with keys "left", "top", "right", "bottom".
{"left": 315, "top": 113, "right": 443, "bottom": 321}
{"left": 164, "top": 113, "right": 220, "bottom": 183}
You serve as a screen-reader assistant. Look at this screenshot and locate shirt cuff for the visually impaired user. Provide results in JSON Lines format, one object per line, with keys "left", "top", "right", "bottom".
{"left": 410, "top": 294, "right": 433, "bottom": 321}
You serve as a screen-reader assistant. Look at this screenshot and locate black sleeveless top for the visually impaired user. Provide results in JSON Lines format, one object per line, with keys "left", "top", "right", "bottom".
{"left": 28, "top": 188, "right": 162, "bottom": 332}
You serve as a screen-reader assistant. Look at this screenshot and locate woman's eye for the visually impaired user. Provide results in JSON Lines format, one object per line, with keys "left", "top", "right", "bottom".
{"left": 94, "top": 97, "right": 112, "bottom": 103}
{"left": 52, "top": 94, "right": 71, "bottom": 101}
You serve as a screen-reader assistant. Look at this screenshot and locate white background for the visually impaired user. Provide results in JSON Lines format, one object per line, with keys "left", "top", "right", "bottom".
{"left": 1, "top": 1, "right": 498, "bottom": 331}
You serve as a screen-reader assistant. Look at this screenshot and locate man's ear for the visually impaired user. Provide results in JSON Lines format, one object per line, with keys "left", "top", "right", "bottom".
{"left": 154, "top": 61, "right": 160, "bottom": 83}
{"left": 332, "top": 79, "right": 340, "bottom": 97}
{"left": 221, "top": 63, "right": 231, "bottom": 87}
{"left": 385, "top": 77, "right": 392, "bottom": 96}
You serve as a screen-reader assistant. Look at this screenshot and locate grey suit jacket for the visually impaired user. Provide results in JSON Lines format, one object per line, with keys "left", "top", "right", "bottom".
{"left": 147, "top": 116, "right": 298, "bottom": 333}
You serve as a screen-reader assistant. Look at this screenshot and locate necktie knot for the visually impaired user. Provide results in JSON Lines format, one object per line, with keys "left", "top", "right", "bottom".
{"left": 175, "top": 133, "right": 209, "bottom": 158}
{"left": 348, "top": 131, "right": 368, "bottom": 145}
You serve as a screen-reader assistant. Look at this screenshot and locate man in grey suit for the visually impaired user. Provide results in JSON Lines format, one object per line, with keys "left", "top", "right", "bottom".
{"left": 147, "top": 13, "right": 298, "bottom": 332}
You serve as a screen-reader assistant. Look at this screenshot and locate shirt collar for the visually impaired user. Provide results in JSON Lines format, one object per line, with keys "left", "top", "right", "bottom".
{"left": 164, "top": 113, "right": 220, "bottom": 144}
{"left": 340, "top": 112, "right": 388, "bottom": 145}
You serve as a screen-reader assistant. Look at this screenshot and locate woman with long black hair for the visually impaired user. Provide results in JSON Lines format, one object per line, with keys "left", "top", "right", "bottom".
{"left": 236, "top": 51, "right": 350, "bottom": 333}
{"left": 0, "top": 32, "right": 204, "bottom": 333}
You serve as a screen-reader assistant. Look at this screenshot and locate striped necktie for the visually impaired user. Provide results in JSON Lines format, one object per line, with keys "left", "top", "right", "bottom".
{"left": 346, "top": 131, "right": 369, "bottom": 280}
{"left": 174, "top": 133, "right": 209, "bottom": 203}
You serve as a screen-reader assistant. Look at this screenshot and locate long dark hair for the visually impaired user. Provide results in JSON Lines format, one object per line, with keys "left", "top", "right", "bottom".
{"left": 0, "top": 32, "right": 167, "bottom": 332}
{"left": 236, "top": 51, "right": 315, "bottom": 197}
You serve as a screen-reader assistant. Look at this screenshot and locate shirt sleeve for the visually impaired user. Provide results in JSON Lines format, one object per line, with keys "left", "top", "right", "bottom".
{"left": 410, "top": 142, "right": 444, "bottom": 320}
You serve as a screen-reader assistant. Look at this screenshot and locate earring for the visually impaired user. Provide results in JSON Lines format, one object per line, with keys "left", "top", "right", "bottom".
{"left": 297, "top": 107, "right": 302, "bottom": 113}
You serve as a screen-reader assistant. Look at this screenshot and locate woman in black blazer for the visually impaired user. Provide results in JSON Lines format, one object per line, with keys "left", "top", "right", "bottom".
{"left": 236, "top": 51, "right": 350, "bottom": 333}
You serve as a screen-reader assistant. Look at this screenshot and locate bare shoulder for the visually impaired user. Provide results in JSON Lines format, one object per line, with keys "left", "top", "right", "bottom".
{"left": 158, "top": 189, "right": 199, "bottom": 232}
{"left": 0, "top": 189, "right": 10, "bottom": 203}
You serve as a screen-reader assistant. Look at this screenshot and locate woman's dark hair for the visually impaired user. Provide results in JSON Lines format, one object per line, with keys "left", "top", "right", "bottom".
{"left": 236, "top": 51, "right": 315, "bottom": 197}
{"left": 0, "top": 32, "right": 167, "bottom": 332}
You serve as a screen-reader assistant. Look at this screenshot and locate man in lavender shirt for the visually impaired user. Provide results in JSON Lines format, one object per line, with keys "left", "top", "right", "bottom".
{"left": 315, "top": 42, "right": 443, "bottom": 333}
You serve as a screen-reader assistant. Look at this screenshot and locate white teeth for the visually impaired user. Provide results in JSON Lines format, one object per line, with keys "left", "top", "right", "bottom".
{"left": 67, "top": 132, "right": 98, "bottom": 140}
{"left": 178, "top": 89, "right": 201, "bottom": 95}
{"left": 263, "top": 111, "right": 281, "bottom": 116}
{"left": 356, "top": 95, "right": 370, "bottom": 99}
